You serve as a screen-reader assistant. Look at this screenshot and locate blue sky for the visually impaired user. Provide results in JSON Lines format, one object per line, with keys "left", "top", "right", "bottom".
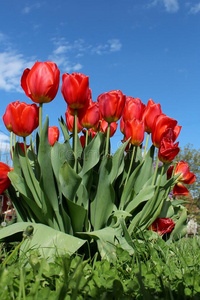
{"left": 0, "top": 0, "right": 200, "bottom": 159}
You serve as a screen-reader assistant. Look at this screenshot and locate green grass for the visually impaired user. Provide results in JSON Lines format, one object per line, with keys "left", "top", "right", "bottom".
{"left": 0, "top": 235, "right": 200, "bottom": 299}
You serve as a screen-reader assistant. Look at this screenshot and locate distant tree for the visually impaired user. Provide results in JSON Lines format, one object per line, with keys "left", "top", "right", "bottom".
{"left": 175, "top": 144, "right": 200, "bottom": 218}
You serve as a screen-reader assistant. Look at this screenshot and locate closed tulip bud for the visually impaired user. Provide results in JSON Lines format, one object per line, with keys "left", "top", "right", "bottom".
{"left": 98, "top": 90, "right": 126, "bottom": 123}
{"left": 124, "top": 118, "right": 145, "bottom": 146}
{"left": 48, "top": 126, "right": 59, "bottom": 146}
{"left": 65, "top": 109, "right": 83, "bottom": 133}
{"left": 151, "top": 114, "right": 181, "bottom": 148}
{"left": 149, "top": 218, "right": 175, "bottom": 235}
{"left": 3, "top": 101, "right": 39, "bottom": 137}
{"left": 167, "top": 161, "right": 196, "bottom": 195}
{"left": 78, "top": 102, "right": 100, "bottom": 129}
{"left": 0, "top": 162, "right": 13, "bottom": 194}
{"left": 61, "top": 73, "right": 90, "bottom": 109}
{"left": 100, "top": 120, "right": 118, "bottom": 137}
{"left": 21, "top": 61, "right": 60, "bottom": 104}
{"left": 122, "top": 97, "right": 146, "bottom": 122}
{"left": 158, "top": 138, "right": 180, "bottom": 163}
{"left": 142, "top": 99, "right": 162, "bottom": 133}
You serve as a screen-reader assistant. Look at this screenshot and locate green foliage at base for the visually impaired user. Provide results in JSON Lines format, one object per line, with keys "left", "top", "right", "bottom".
{"left": 1, "top": 236, "right": 200, "bottom": 299}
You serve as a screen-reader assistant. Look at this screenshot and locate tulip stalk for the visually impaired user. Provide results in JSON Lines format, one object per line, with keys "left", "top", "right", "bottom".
{"left": 152, "top": 155, "right": 160, "bottom": 186}
{"left": 39, "top": 103, "right": 43, "bottom": 136}
{"left": 125, "top": 145, "right": 137, "bottom": 186}
{"left": 73, "top": 109, "right": 78, "bottom": 172}
{"left": 105, "top": 123, "right": 111, "bottom": 156}
{"left": 143, "top": 133, "right": 150, "bottom": 159}
{"left": 85, "top": 130, "right": 89, "bottom": 148}
{"left": 10, "top": 131, "right": 13, "bottom": 160}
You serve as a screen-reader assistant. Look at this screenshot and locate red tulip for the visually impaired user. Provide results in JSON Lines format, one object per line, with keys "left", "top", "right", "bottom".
{"left": 124, "top": 118, "right": 145, "bottom": 146}
{"left": 61, "top": 73, "right": 90, "bottom": 109}
{"left": 158, "top": 137, "right": 180, "bottom": 163}
{"left": 151, "top": 114, "right": 181, "bottom": 148}
{"left": 78, "top": 102, "right": 100, "bottom": 129}
{"left": 149, "top": 218, "right": 175, "bottom": 235}
{"left": 97, "top": 90, "right": 126, "bottom": 123}
{"left": 3, "top": 101, "right": 39, "bottom": 137}
{"left": 122, "top": 97, "right": 145, "bottom": 122}
{"left": 120, "top": 117, "right": 125, "bottom": 134}
{"left": 142, "top": 99, "right": 162, "bottom": 133}
{"left": 48, "top": 126, "right": 59, "bottom": 146}
{"left": 0, "top": 162, "right": 13, "bottom": 194}
{"left": 21, "top": 61, "right": 60, "bottom": 104}
{"left": 167, "top": 161, "right": 196, "bottom": 195}
{"left": 100, "top": 120, "right": 118, "bottom": 137}
{"left": 65, "top": 109, "right": 83, "bottom": 133}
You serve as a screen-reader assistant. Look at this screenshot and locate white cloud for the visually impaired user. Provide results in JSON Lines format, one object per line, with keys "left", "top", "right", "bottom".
{"left": 0, "top": 51, "right": 35, "bottom": 92}
{"left": 0, "top": 132, "right": 10, "bottom": 154}
{"left": 149, "top": 0, "right": 179, "bottom": 12}
{"left": 189, "top": 3, "right": 200, "bottom": 14}
{"left": 22, "top": 3, "right": 42, "bottom": 14}
{"left": 108, "top": 39, "right": 122, "bottom": 52}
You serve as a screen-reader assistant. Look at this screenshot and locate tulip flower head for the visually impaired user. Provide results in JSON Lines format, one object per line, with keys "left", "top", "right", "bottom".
{"left": 142, "top": 99, "right": 162, "bottom": 133}
{"left": 61, "top": 73, "right": 90, "bottom": 109}
{"left": 124, "top": 118, "right": 145, "bottom": 146}
{"left": 21, "top": 61, "right": 60, "bottom": 104}
{"left": 122, "top": 97, "right": 145, "bottom": 122}
{"left": 78, "top": 102, "right": 100, "bottom": 129}
{"left": 48, "top": 126, "right": 60, "bottom": 146}
{"left": 151, "top": 114, "right": 181, "bottom": 148}
{"left": 167, "top": 161, "right": 196, "bottom": 195}
{"left": 98, "top": 90, "right": 126, "bottom": 123}
{"left": 158, "top": 137, "right": 180, "bottom": 163}
{"left": 149, "top": 218, "right": 175, "bottom": 235}
{"left": 3, "top": 101, "right": 39, "bottom": 137}
{"left": 0, "top": 162, "right": 13, "bottom": 194}
{"left": 100, "top": 120, "right": 118, "bottom": 137}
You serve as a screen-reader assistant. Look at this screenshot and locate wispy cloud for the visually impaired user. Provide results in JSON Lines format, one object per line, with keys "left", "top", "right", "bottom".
{"left": 189, "top": 3, "right": 200, "bottom": 14}
{"left": 22, "top": 3, "right": 42, "bottom": 14}
{"left": 0, "top": 51, "right": 35, "bottom": 92}
{"left": 0, "top": 132, "right": 10, "bottom": 154}
{"left": 148, "top": 0, "right": 179, "bottom": 13}
{"left": 49, "top": 38, "right": 122, "bottom": 72}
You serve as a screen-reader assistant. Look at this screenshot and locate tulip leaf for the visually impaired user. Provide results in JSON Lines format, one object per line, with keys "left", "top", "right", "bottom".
{"left": 91, "top": 156, "right": 115, "bottom": 230}
{"left": 0, "top": 222, "right": 86, "bottom": 260}
{"left": 167, "top": 207, "right": 187, "bottom": 242}
{"left": 38, "top": 116, "right": 59, "bottom": 212}
{"left": 59, "top": 116, "right": 70, "bottom": 142}
{"left": 63, "top": 198, "right": 87, "bottom": 233}
{"left": 79, "top": 132, "right": 104, "bottom": 177}
{"left": 125, "top": 185, "right": 156, "bottom": 214}
{"left": 59, "top": 161, "right": 82, "bottom": 201}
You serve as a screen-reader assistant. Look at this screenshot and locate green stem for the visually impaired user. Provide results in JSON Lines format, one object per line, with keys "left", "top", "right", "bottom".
{"left": 73, "top": 109, "right": 78, "bottom": 172}
{"left": 3, "top": 238, "right": 25, "bottom": 267}
{"left": 85, "top": 129, "right": 89, "bottom": 147}
{"left": 39, "top": 103, "right": 43, "bottom": 136}
{"left": 154, "top": 164, "right": 165, "bottom": 196}
{"left": 125, "top": 146, "right": 136, "bottom": 186}
{"left": 152, "top": 155, "right": 160, "bottom": 185}
{"left": 10, "top": 131, "right": 13, "bottom": 160}
{"left": 105, "top": 123, "right": 111, "bottom": 156}
{"left": 143, "top": 133, "right": 150, "bottom": 159}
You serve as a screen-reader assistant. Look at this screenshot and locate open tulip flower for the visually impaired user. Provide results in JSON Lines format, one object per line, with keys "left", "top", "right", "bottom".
{"left": 151, "top": 114, "right": 181, "bottom": 148}
{"left": 98, "top": 90, "right": 126, "bottom": 123}
{"left": 149, "top": 218, "right": 175, "bottom": 235}
{"left": 158, "top": 137, "right": 180, "bottom": 163}
{"left": 61, "top": 73, "right": 90, "bottom": 109}
{"left": 48, "top": 126, "right": 59, "bottom": 146}
{"left": 0, "top": 162, "right": 13, "bottom": 194}
{"left": 3, "top": 101, "right": 39, "bottom": 137}
{"left": 21, "top": 61, "right": 60, "bottom": 104}
{"left": 167, "top": 161, "right": 196, "bottom": 195}
{"left": 142, "top": 99, "right": 162, "bottom": 134}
